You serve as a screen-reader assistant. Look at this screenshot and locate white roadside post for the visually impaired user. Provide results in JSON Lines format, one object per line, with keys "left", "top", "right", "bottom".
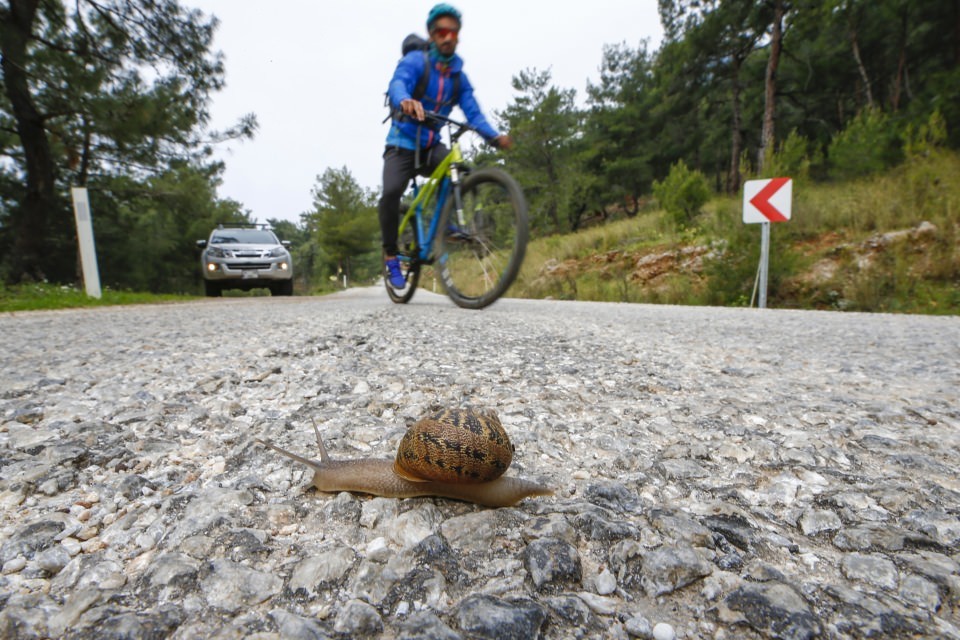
{"left": 742, "top": 177, "right": 792, "bottom": 308}
{"left": 70, "top": 187, "right": 102, "bottom": 299}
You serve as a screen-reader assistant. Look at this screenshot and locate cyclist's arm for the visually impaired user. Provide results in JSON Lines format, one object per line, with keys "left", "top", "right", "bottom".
{"left": 457, "top": 73, "right": 501, "bottom": 144}
{"left": 387, "top": 53, "right": 426, "bottom": 118}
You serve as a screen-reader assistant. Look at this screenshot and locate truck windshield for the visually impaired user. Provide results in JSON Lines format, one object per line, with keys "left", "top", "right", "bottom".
{"left": 211, "top": 229, "right": 278, "bottom": 244}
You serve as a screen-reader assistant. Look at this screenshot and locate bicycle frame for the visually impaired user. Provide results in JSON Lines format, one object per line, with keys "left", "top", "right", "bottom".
{"left": 396, "top": 134, "right": 465, "bottom": 264}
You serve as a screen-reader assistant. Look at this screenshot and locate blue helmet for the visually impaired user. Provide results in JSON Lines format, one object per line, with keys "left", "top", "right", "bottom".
{"left": 427, "top": 3, "right": 462, "bottom": 31}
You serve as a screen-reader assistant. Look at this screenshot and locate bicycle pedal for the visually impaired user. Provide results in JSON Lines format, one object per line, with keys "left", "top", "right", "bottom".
{"left": 445, "top": 225, "right": 472, "bottom": 242}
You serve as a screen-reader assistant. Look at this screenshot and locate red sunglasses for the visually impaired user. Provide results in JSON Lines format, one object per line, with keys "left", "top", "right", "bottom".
{"left": 432, "top": 27, "right": 459, "bottom": 39}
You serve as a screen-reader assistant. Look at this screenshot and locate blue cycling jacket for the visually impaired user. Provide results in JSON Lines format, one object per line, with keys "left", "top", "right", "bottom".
{"left": 385, "top": 49, "right": 500, "bottom": 150}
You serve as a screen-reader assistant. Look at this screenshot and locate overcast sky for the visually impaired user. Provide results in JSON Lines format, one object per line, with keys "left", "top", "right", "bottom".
{"left": 189, "top": 2, "right": 665, "bottom": 225}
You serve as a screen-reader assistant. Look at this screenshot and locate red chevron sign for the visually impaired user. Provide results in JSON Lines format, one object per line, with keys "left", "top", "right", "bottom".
{"left": 743, "top": 177, "right": 792, "bottom": 223}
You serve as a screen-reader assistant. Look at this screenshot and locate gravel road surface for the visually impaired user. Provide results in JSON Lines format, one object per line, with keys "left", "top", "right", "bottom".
{"left": 1, "top": 287, "right": 958, "bottom": 639}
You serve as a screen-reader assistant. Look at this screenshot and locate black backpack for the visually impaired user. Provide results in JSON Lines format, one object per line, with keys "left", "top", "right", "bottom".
{"left": 400, "top": 33, "right": 461, "bottom": 107}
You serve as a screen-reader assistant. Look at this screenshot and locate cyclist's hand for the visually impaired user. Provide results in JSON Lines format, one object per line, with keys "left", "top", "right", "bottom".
{"left": 400, "top": 99, "right": 425, "bottom": 121}
{"left": 493, "top": 134, "right": 514, "bottom": 150}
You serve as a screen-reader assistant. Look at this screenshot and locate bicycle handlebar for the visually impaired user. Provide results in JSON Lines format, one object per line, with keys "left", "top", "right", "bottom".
{"left": 397, "top": 110, "right": 485, "bottom": 143}
{"left": 420, "top": 111, "right": 466, "bottom": 128}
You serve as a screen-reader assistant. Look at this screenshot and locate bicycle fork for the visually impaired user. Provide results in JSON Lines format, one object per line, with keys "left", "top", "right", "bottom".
{"left": 449, "top": 163, "right": 466, "bottom": 227}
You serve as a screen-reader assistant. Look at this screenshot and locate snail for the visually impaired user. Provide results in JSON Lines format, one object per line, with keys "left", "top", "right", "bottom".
{"left": 256, "top": 408, "right": 552, "bottom": 508}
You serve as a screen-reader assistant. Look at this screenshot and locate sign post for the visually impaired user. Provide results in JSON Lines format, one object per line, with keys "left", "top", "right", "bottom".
{"left": 742, "top": 178, "right": 792, "bottom": 309}
{"left": 71, "top": 187, "right": 102, "bottom": 299}
{"left": 758, "top": 222, "right": 771, "bottom": 308}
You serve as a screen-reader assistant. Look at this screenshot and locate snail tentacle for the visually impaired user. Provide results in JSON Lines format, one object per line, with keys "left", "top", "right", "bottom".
{"left": 310, "top": 418, "right": 330, "bottom": 463}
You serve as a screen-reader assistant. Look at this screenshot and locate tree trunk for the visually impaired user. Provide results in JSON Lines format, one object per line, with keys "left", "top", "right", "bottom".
{"left": 891, "top": 16, "right": 907, "bottom": 111}
{"left": 0, "top": 0, "right": 57, "bottom": 282}
{"left": 758, "top": 0, "right": 784, "bottom": 173}
{"left": 78, "top": 118, "right": 93, "bottom": 186}
{"left": 543, "top": 155, "right": 560, "bottom": 230}
{"left": 848, "top": 11, "right": 874, "bottom": 109}
{"left": 728, "top": 56, "right": 743, "bottom": 193}
{"left": 955, "top": 0, "right": 960, "bottom": 67}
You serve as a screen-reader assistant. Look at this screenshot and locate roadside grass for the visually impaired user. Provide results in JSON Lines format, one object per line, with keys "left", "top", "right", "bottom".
{"left": 0, "top": 282, "right": 195, "bottom": 313}
{"left": 509, "top": 150, "right": 960, "bottom": 314}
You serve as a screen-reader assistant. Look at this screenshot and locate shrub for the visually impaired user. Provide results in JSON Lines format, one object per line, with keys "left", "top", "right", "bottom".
{"left": 653, "top": 160, "right": 712, "bottom": 229}
{"left": 827, "top": 108, "right": 901, "bottom": 179}
{"left": 762, "top": 129, "right": 817, "bottom": 181}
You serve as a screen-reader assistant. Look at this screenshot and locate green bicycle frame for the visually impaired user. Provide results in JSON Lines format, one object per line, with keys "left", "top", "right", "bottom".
{"left": 396, "top": 141, "right": 464, "bottom": 263}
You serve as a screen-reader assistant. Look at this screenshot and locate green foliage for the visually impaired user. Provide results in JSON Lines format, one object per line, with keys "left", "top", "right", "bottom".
{"left": 0, "top": 0, "right": 256, "bottom": 284}
{"left": 652, "top": 160, "right": 712, "bottom": 228}
{"left": 827, "top": 108, "right": 902, "bottom": 179}
{"left": 583, "top": 43, "right": 659, "bottom": 214}
{"left": 902, "top": 110, "right": 948, "bottom": 159}
{"left": 497, "top": 69, "right": 585, "bottom": 234}
{"left": 85, "top": 162, "right": 247, "bottom": 294}
{"left": 760, "top": 130, "right": 816, "bottom": 181}
{"left": 302, "top": 167, "right": 380, "bottom": 287}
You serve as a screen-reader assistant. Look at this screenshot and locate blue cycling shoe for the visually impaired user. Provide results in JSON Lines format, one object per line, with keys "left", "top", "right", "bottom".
{"left": 385, "top": 257, "right": 406, "bottom": 288}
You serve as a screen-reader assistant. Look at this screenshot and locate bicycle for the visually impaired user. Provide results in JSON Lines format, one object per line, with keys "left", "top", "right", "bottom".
{"left": 384, "top": 112, "right": 528, "bottom": 310}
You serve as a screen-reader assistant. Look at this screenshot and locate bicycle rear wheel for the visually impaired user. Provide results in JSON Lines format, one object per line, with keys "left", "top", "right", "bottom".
{"left": 437, "top": 168, "right": 528, "bottom": 309}
{"left": 385, "top": 224, "right": 421, "bottom": 304}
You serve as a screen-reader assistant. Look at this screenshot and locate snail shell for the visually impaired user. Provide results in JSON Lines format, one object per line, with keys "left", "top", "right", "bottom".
{"left": 393, "top": 408, "right": 513, "bottom": 484}
{"left": 256, "top": 407, "right": 551, "bottom": 507}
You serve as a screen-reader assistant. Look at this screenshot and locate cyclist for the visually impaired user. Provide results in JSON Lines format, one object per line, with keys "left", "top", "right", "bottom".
{"left": 379, "top": 2, "right": 513, "bottom": 288}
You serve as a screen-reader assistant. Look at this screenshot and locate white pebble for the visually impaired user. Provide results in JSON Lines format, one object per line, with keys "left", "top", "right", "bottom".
{"left": 2, "top": 556, "right": 27, "bottom": 574}
{"left": 136, "top": 532, "right": 157, "bottom": 550}
{"left": 61, "top": 538, "right": 82, "bottom": 556}
{"left": 594, "top": 568, "right": 617, "bottom": 595}
{"left": 365, "top": 536, "right": 391, "bottom": 562}
{"left": 653, "top": 622, "right": 676, "bottom": 640}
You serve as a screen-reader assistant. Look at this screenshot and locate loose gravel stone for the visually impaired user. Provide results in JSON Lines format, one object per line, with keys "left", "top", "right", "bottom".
{"left": 36, "top": 545, "right": 71, "bottom": 574}
{"left": 455, "top": 593, "right": 547, "bottom": 639}
{"left": 640, "top": 544, "right": 713, "bottom": 597}
{"left": 624, "top": 614, "right": 653, "bottom": 638}
{"left": 269, "top": 608, "right": 332, "bottom": 640}
{"left": 840, "top": 552, "right": 899, "bottom": 591}
{"left": 716, "top": 581, "right": 822, "bottom": 640}
{"left": 899, "top": 573, "right": 942, "bottom": 611}
{"left": 2, "top": 289, "right": 959, "bottom": 639}
{"left": 798, "top": 508, "right": 843, "bottom": 536}
{"left": 396, "top": 611, "right": 461, "bottom": 640}
{"left": 333, "top": 598, "right": 384, "bottom": 635}
{"left": 200, "top": 559, "right": 283, "bottom": 612}
{"left": 525, "top": 537, "right": 583, "bottom": 591}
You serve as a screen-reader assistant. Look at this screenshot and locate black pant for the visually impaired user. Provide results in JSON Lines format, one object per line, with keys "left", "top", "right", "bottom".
{"left": 378, "top": 144, "right": 449, "bottom": 256}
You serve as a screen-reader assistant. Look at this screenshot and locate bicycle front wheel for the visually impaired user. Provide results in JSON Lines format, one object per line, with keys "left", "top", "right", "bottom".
{"left": 437, "top": 168, "right": 528, "bottom": 309}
